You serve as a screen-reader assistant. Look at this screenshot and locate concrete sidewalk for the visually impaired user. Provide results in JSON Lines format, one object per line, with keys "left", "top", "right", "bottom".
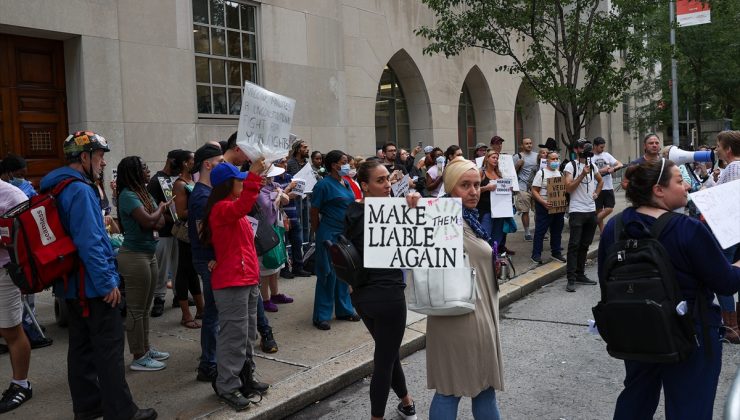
{"left": 0, "top": 192, "right": 628, "bottom": 420}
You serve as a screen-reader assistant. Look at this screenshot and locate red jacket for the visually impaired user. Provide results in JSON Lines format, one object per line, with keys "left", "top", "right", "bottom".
{"left": 209, "top": 172, "right": 262, "bottom": 290}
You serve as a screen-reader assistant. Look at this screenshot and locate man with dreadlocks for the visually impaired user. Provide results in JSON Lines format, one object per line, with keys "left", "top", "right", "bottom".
{"left": 40, "top": 131, "right": 157, "bottom": 420}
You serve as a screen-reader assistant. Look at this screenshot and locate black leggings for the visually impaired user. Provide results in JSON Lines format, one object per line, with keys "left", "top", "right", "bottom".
{"left": 175, "top": 240, "right": 202, "bottom": 301}
{"left": 354, "top": 297, "right": 409, "bottom": 418}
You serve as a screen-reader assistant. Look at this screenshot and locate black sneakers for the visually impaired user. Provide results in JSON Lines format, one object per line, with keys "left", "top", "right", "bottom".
{"left": 196, "top": 365, "right": 218, "bottom": 382}
{"left": 219, "top": 390, "right": 251, "bottom": 412}
{"left": 0, "top": 382, "right": 32, "bottom": 413}
{"left": 575, "top": 276, "right": 597, "bottom": 285}
{"left": 260, "top": 330, "right": 278, "bottom": 354}
{"left": 150, "top": 297, "right": 165, "bottom": 318}
{"left": 397, "top": 401, "right": 417, "bottom": 420}
{"left": 551, "top": 254, "right": 567, "bottom": 263}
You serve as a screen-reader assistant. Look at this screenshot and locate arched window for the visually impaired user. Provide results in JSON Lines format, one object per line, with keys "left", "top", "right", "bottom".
{"left": 458, "top": 84, "right": 476, "bottom": 157}
{"left": 375, "top": 65, "right": 410, "bottom": 150}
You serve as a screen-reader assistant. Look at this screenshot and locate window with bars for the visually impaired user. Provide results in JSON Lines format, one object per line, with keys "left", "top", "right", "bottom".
{"left": 193, "top": 0, "right": 259, "bottom": 117}
{"left": 622, "top": 94, "right": 630, "bottom": 132}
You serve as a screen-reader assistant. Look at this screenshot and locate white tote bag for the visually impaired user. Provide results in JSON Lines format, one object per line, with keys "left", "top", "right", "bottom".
{"left": 407, "top": 254, "right": 477, "bottom": 316}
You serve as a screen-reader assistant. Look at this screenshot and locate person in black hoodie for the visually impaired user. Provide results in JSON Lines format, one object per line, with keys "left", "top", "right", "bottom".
{"left": 344, "top": 159, "right": 417, "bottom": 420}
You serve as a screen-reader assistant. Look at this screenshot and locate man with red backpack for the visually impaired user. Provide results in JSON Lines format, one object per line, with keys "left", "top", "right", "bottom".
{"left": 40, "top": 131, "right": 156, "bottom": 420}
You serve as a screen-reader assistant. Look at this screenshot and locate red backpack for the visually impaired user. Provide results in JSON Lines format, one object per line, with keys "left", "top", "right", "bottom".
{"left": 0, "top": 178, "right": 86, "bottom": 303}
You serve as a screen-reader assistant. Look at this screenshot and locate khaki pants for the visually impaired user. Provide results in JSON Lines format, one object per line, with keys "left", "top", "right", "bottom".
{"left": 117, "top": 248, "right": 158, "bottom": 356}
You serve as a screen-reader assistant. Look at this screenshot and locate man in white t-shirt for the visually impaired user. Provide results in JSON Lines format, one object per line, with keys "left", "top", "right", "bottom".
{"left": 591, "top": 137, "right": 623, "bottom": 232}
{"left": 513, "top": 138, "right": 539, "bottom": 241}
{"left": 562, "top": 139, "right": 603, "bottom": 292}
{"left": 530, "top": 151, "right": 567, "bottom": 265}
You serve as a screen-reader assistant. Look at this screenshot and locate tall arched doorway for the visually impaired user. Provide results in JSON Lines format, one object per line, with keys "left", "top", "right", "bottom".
{"left": 375, "top": 65, "right": 409, "bottom": 150}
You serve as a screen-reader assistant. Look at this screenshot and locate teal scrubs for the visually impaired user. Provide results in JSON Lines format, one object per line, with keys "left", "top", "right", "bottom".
{"left": 310, "top": 176, "right": 357, "bottom": 322}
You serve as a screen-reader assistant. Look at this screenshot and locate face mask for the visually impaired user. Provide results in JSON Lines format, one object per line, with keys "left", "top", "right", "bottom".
{"left": 347, "top": 169, "right": 357, "bottom": 178}
{"left": 548, "top": 161, "right": 559, "bottom": 170}
{"left": 436, "top": 156, "right": 446, "bottom": 166}
{"left": 339, "top": 164, "right": 351, "bottom": 176}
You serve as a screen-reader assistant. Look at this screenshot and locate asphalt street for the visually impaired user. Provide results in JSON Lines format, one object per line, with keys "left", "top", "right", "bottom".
{"left": 289, "top": 263, "right": 740, "bottom": 420}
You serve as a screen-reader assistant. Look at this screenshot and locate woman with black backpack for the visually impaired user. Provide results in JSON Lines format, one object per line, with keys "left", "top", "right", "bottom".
{"left": 599, "top": 158, "right": 740, "bottom": 419}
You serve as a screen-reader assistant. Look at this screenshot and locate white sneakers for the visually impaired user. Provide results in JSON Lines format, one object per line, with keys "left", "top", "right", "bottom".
{"left": 130, "top": 348, "right": 170, "bottom": 371}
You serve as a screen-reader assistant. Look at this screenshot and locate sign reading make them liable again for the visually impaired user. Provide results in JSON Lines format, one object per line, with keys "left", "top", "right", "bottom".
{"left": 363, "top": 197, "right": 464, "bottom": 269}
{"left": 236, "top": 81, "right": 296, "bottom": 162}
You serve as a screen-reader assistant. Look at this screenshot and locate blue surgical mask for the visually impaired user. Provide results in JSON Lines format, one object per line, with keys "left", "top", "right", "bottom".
{"left": 339, "top": 164, "right": 351, "bottom": 176}
{"left": 548, "top": 161, "right": 559, "bottom": 170}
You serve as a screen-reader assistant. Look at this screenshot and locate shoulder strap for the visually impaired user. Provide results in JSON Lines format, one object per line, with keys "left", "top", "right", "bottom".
{"left": 49, "top": 177, "right": 83, "bottom": 196}
{"left": 649, "top": 211, "right": 677, "bottom": 239}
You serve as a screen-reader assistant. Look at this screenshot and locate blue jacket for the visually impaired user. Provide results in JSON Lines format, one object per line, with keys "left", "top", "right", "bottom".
{"left": 40, "top": 167, "right": 120, "bottom": 299}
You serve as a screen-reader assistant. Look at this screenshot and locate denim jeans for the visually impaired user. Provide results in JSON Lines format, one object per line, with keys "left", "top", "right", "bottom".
{"left": 532, "top": 202, "right": 565, "bottom": 259}
{"left": 430, "top": 387, "right": 501, "bottom": 420}
{"left": 479, "top": 212, "right": 507, "bottom": 250}
{"left": 717, "top": 244, "right": 739, "bottom": 312}
{"left": 194, "top": 259, "right": 218, "bottom": 370}
{"left": 256, "top": 294, "right": 271, "bottom": 336}
{"left": 566, "top": 211, "right": 597, "bottom": 281}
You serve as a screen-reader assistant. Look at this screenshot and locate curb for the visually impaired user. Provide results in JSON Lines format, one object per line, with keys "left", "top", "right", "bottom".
{"left": 204, "top": 245, "right": 598, "bottom": 419}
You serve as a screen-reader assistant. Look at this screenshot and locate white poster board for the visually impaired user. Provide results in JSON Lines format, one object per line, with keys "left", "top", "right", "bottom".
{"left": 364, "top": 197, "right": 464, "bottom": 269}
{"left": 475, "top": 156, "right": 485, "bottom": 168}
{"left": 689, "top": 179, "right": 740, "bottom": 249}
{"left": 490, "top": 180, "right": 514, "bottom": 218}
{"left": 392, "top": 175, "right": 411, "bottom": 197}
{"left": 292, "top": 163, "right": 318, "bottom": 195}
{"left": 498, "top": 154, "right": 520, "bottom": 192}
{"left": 236, "top": 81, "right": 296, "bottom": 162}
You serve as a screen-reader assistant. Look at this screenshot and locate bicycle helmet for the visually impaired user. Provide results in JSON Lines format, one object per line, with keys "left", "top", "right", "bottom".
{"left": 63, "top": 131, "right": 110, "bottom": 158}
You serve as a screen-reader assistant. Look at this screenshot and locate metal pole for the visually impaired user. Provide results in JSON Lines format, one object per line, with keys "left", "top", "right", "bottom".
{"left": 670, "top": 1, "right": 680, "bottom": 146}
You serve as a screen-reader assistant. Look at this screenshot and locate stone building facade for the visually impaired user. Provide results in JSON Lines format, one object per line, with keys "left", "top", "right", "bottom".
{"left": 0, "top": 0, "right": 634, "bottom": 180}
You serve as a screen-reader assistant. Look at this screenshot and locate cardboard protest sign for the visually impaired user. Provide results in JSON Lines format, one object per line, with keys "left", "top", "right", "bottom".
{"left": 392, "top": 175, "right": 411, "bottom": 197}
{"left": 158, "top": 176, "right": 178, "bottom": 221}
{"left": 292, "top": 162, "right": 318, "bottom": 195}
{"left": 364, "top": 197, "right": 464, "bottom": 269}
{"left": 689, "top": 179, "right": 740, "bottom": 248}
{"left": 236, "top": 81, "right": 296, "bottom": 162}
{"left": 546, "top": 176, "right": 568, "bottom": 214}
{"left": 498, "top": 154, "right": 520, "bottom": 192}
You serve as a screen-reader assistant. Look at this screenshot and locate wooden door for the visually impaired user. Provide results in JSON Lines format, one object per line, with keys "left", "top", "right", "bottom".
{"left": 0, "top": 34, "right": 68, "bottom": 185}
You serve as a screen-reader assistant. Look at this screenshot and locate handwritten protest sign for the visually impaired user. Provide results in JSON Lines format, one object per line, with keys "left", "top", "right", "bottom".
{"left": 292, "top": 162, "right": 318, "bottom": 195}
{"left": 546, "top": 176, "right": 568, "bottom": 214}
{"left": 495, "top": 178, "right": 513, "bottom": 195}
{"left": 364, "top": 197, "right": 464, "bottom": 269}
{"left": 392, "top": 175, "right": 410, "bottom": 197}
{"left": 689, "top": 179, "right": 740, "bottom": 248}
{"left": 498, "top": 154, "right": 520, "bottom": 192}
{"left": 236, "top": 81, "right": 296, "bottom": 162}
{"left": 490, "top": 180, "right": 513, "bottom": 218}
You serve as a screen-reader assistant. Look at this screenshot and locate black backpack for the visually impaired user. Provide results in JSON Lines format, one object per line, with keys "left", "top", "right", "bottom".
{"left": 324, "top": 235, "right": 366, "bottom": 288}
{"left": 592, "top": 211, "right": 708, "bottom": 363}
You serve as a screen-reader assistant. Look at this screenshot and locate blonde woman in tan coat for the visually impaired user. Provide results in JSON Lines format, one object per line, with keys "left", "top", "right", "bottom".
{"left": 425, "top": 158, "right": 504, "bottom": 419}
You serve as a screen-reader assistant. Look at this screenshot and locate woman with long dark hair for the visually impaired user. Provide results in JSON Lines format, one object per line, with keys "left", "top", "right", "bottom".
{"left": 199, "top": 160, "right": 265, "bottom": 411}
{"left": 344, "top": 159, "right": 418, "bottom": 420}
{"left": 477, "top": 150, "right": 512, "bottom": 253}
{"left": 309, "top": 150, "right": 360, "bottom": 330}
{"left": 171, "top": 150, "right": 204, "bottom": 328}
{"left": 115, "top": 156, "right": 171, "bottom": 371}
{"left": 602, "top": 159, "right": 740, "bottom": 419}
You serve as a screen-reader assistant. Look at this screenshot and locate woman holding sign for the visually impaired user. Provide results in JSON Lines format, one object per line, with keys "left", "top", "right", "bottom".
{"left": 477, "top": 150, "right": 512, "bottom": 254}
{"left": 309, "top": 150, "right": 361, "bottom": 331}
{"left": 422, "top": 157, "right": 504, "bottom": 420}
{"left": 343, "top": 159, "right": 418, "bottom": 420}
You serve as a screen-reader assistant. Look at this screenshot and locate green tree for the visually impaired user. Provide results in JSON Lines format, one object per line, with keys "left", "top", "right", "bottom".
{"left": 633, "top": 0, "right": 740, "bottom": 147}
{"left": 415, "top": 0, "right": 664, "bottom": 152}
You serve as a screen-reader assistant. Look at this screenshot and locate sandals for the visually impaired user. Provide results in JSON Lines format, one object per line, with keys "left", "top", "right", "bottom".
{"left": 181, "top": 318, "right": 201, "bottom": 329}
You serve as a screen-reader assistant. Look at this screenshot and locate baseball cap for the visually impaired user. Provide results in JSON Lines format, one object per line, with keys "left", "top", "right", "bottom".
{"left": 490, "top": 136, "right": 505, "bottom": 144}
{"left": 474, "top": 142, "right": 487, "bottom": 150}
{"left": 423, "top": 146, "right": 434, "bottom": 154}
{"left": 194, "top": 144, "right": 223, "bottom": 170}
{"left": 210, "top": 162, "right": 247, "bottom": 187}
